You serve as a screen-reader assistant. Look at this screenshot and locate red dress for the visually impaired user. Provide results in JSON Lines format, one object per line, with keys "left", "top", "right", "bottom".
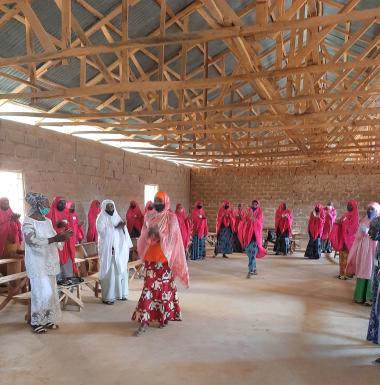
{"left": 132, "top": 243, "right": 181, "bottom": 326}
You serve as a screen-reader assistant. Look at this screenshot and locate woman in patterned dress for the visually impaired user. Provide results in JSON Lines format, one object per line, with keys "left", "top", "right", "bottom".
{"left": 367, "top": 217, "right": 380, "bottom": 363}
{"left": 132, "top": 191, "right": 189, "bottom": 336}
{"left": 214, "top": 201, "right": 235, "bottom": 258}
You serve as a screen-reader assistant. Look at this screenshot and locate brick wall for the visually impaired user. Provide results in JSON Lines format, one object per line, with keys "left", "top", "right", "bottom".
{"left": 0, "top": 119, "right": 190, "bottom": 225}
{"left": 190, "top": 166, "right": 380, "bottom": 236}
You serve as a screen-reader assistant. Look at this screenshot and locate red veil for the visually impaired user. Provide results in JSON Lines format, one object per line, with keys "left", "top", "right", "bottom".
{"left": 175, "top": 204, "right": 192, "bottom": 249}
{"left": 307, "top": 203, "right": 326, "bottom": 240}
{"left": 192, "top": 200, "right": 208, "bottom": 239}
{"left": 238, "top": 204, "right": 266, "bottom": 258}
{"left": 275, "top": 202, "right": 293, "bottom": 236}
{"left": 215, "top": 200, "right": 235, "bottom": 234}
{"left": 126, "top": 201, "right": 143, "bottom": 234}
{"left": 0, "top": 197, "right": 22, "bottom": 257}
{"left": 87, "top": 200, "right": 100, "bottom": 242}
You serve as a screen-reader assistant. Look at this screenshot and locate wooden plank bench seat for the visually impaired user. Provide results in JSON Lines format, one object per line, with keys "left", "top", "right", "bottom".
{"left": 0, "top": 271, "right": 29, "bottom": 311}
{"left": 0, "top": 258, "right": 22, "bottom": 266}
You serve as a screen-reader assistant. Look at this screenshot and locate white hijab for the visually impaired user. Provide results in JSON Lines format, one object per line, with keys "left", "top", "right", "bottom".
{"left": 96, "top": 199, "right": 133, "bottom": 280}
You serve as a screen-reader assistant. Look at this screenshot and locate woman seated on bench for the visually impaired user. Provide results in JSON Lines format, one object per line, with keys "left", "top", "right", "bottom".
{"left": 23, "top": 192, "right": 73, "bottom": 334}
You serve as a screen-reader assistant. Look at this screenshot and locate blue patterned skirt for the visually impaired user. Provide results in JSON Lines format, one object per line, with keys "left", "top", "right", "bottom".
{"left": 215, "top": 226, "right": 233, "bottom": 255}
{"left": 191, "top": 236, "right": 206, "bottom": 260}
{"left": 367, "top": 265, "right": 380, "bottom": 345}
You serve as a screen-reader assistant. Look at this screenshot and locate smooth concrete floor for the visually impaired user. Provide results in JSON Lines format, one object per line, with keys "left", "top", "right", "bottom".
{"left": 0, "top": 252, "right": 379, "bottom": 385}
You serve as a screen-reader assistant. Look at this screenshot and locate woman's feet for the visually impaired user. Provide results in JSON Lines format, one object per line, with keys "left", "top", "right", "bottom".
{"left": 223, "top": 254, "right": 229, "bottom": 259}
{"left": 31, "top": 325, "right": 47, "bottom": 334}
{"left": 117, "top": 297, "right": 128, "bottom": 301}
{"left": 375, "top": 357, "right": 380, "bottom": 364}
{"left": 102, "top": 300, "right": 115, "bottom": 305}
{"left": 45, "top": 323, "right": 59, "bottom": 330}
{"left": 134, "top": 324, "right": 148, "bottom": 337}
{"left": 246, "top": 270, "right": 257, "bottom": 278}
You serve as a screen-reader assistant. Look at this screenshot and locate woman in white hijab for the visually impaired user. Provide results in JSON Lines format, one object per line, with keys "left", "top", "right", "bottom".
{"left": 96, "top": 200, "right": 133, "bottom": 305}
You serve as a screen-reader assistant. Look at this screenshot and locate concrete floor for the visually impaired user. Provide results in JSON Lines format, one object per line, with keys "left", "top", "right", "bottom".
{"left": 0, "top": 252, "right": 379, "bottom": 385}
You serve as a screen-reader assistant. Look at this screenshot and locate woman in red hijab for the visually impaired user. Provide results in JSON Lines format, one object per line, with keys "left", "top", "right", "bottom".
{"left": 232, "top": 203, "right": 244, "bottom": 252}
{"left": 321, "top": 202, "right": 337, "bottom": 254}
{"left": 330, "top": 200, "right": 359, "bottom": 280}
{"left": 0, "top": 197, "right": 23, "bottom": 281}
{"left": 304, "top": 203, "right": 326, "bottom": 259}
{"left": 66, "top": 201, "right": 84, "bottom": 244}
{"left": 175, "top": 203, "right": 192, "bottom": 252}
{"left": 191, "top": 200, "right": 208, "bottom": 260}
{"left": 274, "top": 202, "right": 293, "bottom": 255}
{"left": 133, "top": 191, "right": 189, "bottom": 336}
{"left": 47, "top": 196, "right": 76, "bottom": 283}
{"left": 87, "top": 200, "right": 100, "bottom": 242}
{"left": 126, "top": 201, "right": 143, "bottom": 238}
{"left": 214, "top": 200, "right": 235, "bottom": 258}
{"left": 144, "top": 201, "right": 154, "bottom": 216}
{"left": 238, "top": 200, "right": 266, "bottom": 278}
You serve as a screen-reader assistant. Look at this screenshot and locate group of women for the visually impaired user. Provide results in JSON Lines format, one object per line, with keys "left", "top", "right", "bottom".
{"left": 18, "top": 191, "right": 188, "bottom": 336}
{"left": 1, "top": 193, "right": 379, "bottom": 362}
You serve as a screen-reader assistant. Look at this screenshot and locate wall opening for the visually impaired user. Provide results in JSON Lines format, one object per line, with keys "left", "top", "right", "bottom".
{"left": 0, "top": 171, "right": 25, "bottom": 219}
{"left": 144, "top": 184, "right": 158, "bottom": 206}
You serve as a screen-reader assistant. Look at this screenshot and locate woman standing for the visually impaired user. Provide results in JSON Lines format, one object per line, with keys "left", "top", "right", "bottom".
{"left": 47, "top": 196, "right": 76, "bottom": 283}
{"left": 232, "top": 203, "right": 244, "bottom": 253}
{"left": 368, "top": 217, "right": 380, "bottom": 364}
{"left": 274, "top": 203, "right": 293, "bottom": 255}
{"left": 132, "top": 192, "right": 189, "bottom": 336}
{"left": 87, "top": 200, "right": 101, "bottom": 242}
{"left": 331, "top": 200, "right": 359, "bottom": 280}
{"left": 321, "top": 202, "right": 336, "bottom": 254}
{"left": 126, "top": 201, "right": 144, "bottom": 238}
{"left": 305, "top": 203, "right": 325, "bottom": 260}
{"left": 23, "top": 192, "right": 73, "bottom": 333}
{"left": 238, "top": 200, "right": 266, "bottom": 278}
{"left": 175, "top": 203, "right": 192, "bottom": 252}
{"left": 214, "top": 201, "right": 235, "bottom": 258}
{"left": 191, "top": 200, "right": 208, "bottom": 260}
{"left": 66, "top": 201, "right": 84, "bottom": 244}
{"left": 96, "top": 200, "right": 133, "bottom": 305}
{"left": 347, "top": 202, "right": 380, "bottom": 304}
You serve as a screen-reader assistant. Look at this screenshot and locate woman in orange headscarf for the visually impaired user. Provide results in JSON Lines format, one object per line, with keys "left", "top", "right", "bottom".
{"left": 132, "top": 192, "right": 189, "bottom": 336}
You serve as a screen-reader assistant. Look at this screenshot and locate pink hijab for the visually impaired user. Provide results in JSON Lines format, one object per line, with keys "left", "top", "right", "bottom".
{"left": 346, "top": 202, "right": 380, "bottom": 278}
{"left": 192, "top": 200, "right": 208, "bottom": 239}
{"left": 137, "top": 192, "right": 189, "bottom": 288}
{"left": 331, "top": 200, "right": 360, "bottom": 252}
{"left": 275, "top": 202, "right": 293, "bottom": 236}
{"left": 216, "top": 200, "right": 235, "bottom": 234}
{"left": 322, "top": 205, "right": 337, "bottom": 240}
{"left": 308, "top": 203, "right": 326, "bottom": 241}
{"left": 175, "top": 203, "right": 192, "bottom": 250}
{"left": 238, "top": 203, "right": 266, "bottom": 258}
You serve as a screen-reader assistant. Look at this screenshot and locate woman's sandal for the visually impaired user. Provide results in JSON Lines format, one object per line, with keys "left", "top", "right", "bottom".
{"left": 32, "top": 325, "right": 47, "bottom": 334}
{"left": 134, "top": 324, "right": 148, "bottom": 337}
{"left": 46, "top": 323, "right": 59, "bottom": 330}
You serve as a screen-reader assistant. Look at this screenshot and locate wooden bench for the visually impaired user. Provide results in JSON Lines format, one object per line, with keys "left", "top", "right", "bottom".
{"left": 0, "top": 271, "right": 29, "bottom": 311}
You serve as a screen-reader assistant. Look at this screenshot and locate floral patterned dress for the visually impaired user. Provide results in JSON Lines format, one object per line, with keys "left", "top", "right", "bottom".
{"left": 132, "top": 243, "right": 181, "bottom": 326}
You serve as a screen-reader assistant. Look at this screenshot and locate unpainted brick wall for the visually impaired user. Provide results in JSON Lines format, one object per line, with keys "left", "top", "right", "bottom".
{"left": 0, "top": 120, "right": 190, "bottom": 226}
{"left": 190, "top": 166, "right": 380, "bottom": 235}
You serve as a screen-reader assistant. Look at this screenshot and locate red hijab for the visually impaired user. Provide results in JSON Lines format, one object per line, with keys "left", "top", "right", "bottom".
{"left": 216, "top": 200, "right": 235, "bottom": 234}
{"left": 175, "top": 203, "right": 192, "bottom": 249}
{"left": 322, "top": 205, "right": 337, "bottom": 240}
{"left": 0, "top": 197, "right": 22, "bottom": 257}
{"left": 144, "top": 201, "right": 154, "bottom": 215}
{"left": 66, "top": 200, "right": 84, "bottom": 244}
{"left": 47, "top": 196, "right": 76, "bottom": 267}
{"left": 330, "top": 200, "right": 359, "bottom": 252}
{"left": 126, "top": 200, "right": 143, "bottom": 234}
{"left": 275, "top": 202, "right": 293, "bottom": 235}
{"left": 234, "top": 205, "right": 245, "bottom": 233}
{"left": 308, "top": 203, "right": 326, "bottom": 240}
{"left": 87, "top": 200, "right": 100, "bottom": 242}
{"left": 192, "top": 200, "right": 208, "bottom": 239}
{"left": 238, "top": 203, "right": 266, "bottom": 258}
